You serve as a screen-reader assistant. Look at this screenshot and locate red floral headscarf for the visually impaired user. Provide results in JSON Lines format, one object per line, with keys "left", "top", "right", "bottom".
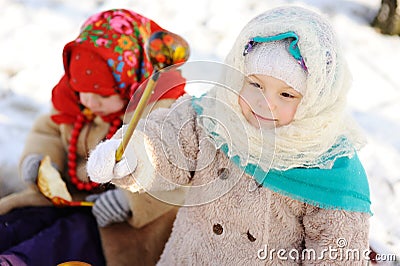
{"left": 51, "top": 9, "right": 186, "bottom": 124}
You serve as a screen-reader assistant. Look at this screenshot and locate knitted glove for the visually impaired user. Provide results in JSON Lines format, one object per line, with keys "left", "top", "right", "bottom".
{"left": 20, "top": 154, "right": 43, "bottom": 183}
{"left": 90, "top": 189, "right": 131, "bottom": 227}
{"left": 87, "top": 138, "right": 137, "bottom": 183}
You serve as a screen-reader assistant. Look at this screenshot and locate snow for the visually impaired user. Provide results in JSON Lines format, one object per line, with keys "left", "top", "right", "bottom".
{"left": 0, "top": 0, "right": 399, "bottom": 260}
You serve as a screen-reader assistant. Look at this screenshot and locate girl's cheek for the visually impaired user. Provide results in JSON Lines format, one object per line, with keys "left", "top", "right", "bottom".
{"left": 238, "top": 88, "right": 252, "bottom": 105}
{"left": 238, "top": 94, "right": 249, "bottom": 113}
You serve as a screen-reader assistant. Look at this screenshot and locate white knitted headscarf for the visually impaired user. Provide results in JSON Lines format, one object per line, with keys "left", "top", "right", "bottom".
{"left": 195, "top": 6, "right": 365, "bottom": 171}
{"left": 244, "top": 40, "right": 307, "bottom": 93}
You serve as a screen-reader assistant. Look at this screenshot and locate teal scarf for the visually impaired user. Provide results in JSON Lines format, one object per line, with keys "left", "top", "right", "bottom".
{"left": 220, "top": 143, "right": 372, "bottom": 214}
{"left": 192, "top": 95, "right": 371, "bottom": 214}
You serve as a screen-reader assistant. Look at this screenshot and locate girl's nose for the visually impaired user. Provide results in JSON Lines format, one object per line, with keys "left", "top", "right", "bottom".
{"left": 265, "top": 93, "right": 277, "bottom": 111}
{"left": 267, "top": 99, "right": 276, "bottom": 111}
{"left": 257, "top": 93, "right": 276, "bottom": 112}
{"left": 84, "top": 94, "right": 101, "bottom": 109}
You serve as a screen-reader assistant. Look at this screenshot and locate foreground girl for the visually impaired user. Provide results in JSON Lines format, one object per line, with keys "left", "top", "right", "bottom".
{"left": 89, "top": 6, "right": 371, "bottom": 265}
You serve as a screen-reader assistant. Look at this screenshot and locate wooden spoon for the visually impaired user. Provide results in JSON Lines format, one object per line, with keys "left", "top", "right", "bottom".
{"left": 115, "top": 30, "right": 190, "bottom": 161}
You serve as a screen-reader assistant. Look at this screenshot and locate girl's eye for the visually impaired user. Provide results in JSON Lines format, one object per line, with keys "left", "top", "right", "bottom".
{"left": 249, "top": 82, "right": 262, "bottom": 89}
{"left": 281, "top": 92, "right": 294, "bottom": 98}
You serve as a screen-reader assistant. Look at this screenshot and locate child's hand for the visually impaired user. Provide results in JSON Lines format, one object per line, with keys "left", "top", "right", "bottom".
{"left": 87, "top": 139, "right": 137, "bottom": 183}
{"left": 88, "top": 189, "right": 131, "bottom": 227}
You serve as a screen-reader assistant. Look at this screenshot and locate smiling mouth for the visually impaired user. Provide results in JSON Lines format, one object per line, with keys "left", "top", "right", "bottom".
{"left": 252, "top": 111, "right": 277, "bottom": 122}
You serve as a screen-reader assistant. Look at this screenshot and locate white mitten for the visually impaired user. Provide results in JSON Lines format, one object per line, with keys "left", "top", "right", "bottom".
{"left": 87, "top": 138, "right": 137, "bottom": 183}
{"left": 114, "top": 141, "right": 138, "bottom": 179}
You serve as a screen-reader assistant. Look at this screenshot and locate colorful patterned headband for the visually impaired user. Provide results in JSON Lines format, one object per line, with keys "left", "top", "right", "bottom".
{"left": 243, "top": 31, "right": 308, "bottom": 72}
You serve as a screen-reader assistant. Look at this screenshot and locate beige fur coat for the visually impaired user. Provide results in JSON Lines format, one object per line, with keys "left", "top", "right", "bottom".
{"left": 112, "top": 95, "right": 370, "bottom": 265}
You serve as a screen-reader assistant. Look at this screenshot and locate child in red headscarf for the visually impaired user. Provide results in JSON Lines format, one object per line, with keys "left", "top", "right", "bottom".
{"left": 0, "top": 9, "right": 185, "bottom": 265}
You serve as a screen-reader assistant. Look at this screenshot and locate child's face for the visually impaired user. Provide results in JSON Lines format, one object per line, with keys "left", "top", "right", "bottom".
{"left": 238, "top": 74, "right": 302, "bottom": 129}
{"left": 79, "top": 92, "right": 126, "bottom": 116}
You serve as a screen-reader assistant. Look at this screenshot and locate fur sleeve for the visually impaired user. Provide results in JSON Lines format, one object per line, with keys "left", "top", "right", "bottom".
{"left": 112, "top": 95, "right": 199, "bottom": 194}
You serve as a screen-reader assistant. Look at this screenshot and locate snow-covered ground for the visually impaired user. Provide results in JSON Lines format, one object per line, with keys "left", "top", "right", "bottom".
{"left": 0, "top": 0, "right": 399, "bottom": 261}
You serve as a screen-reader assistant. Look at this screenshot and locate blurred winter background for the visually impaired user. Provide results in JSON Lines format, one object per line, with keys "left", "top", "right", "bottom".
{"left": 0, "top": 0, "right": 399, "bottom": 261}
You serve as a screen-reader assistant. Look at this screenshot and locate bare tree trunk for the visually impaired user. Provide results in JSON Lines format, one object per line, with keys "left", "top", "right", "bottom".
{"left": 372, "top": 0, "right": 400, "bottom": 35}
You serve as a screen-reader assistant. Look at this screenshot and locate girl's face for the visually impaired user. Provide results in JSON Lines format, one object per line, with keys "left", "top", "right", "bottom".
{"left": 79, "top": 92, "right": 126, "bottom": 116}
{"left": 238, "top": 74, "right": 302, "bottom": 129}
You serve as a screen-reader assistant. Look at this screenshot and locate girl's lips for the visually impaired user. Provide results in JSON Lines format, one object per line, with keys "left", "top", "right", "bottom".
{"left": 252, "top": 111, "right": 277, "bottom": 122}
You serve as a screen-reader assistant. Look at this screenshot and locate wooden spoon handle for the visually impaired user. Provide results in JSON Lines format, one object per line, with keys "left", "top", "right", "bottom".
{"left": 115, "top": 72, "right": 160, "bottom": 162}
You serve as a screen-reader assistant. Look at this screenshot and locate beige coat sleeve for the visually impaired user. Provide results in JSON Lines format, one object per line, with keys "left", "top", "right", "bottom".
{"left": 19, "top": 112, "right": 66, "bottom": 175}
{"left": 117, "top": 97, "right": 191, "bottom": 228}
{"left": 111, "top": 95, "right": 198, "bottom": 228}
{"left": 112, "top": 95, "right": 198, "bottom": 192}
{"left": 303, "top": 207, "right": 370, "bottom": 265}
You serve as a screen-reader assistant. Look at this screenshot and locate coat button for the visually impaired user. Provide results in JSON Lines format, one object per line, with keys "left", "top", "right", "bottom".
{"left": 217, "top": 168, "right": 229, "bottom": 180}
{"left": 213, "top": 224, "right": 223, "bottom": 235}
